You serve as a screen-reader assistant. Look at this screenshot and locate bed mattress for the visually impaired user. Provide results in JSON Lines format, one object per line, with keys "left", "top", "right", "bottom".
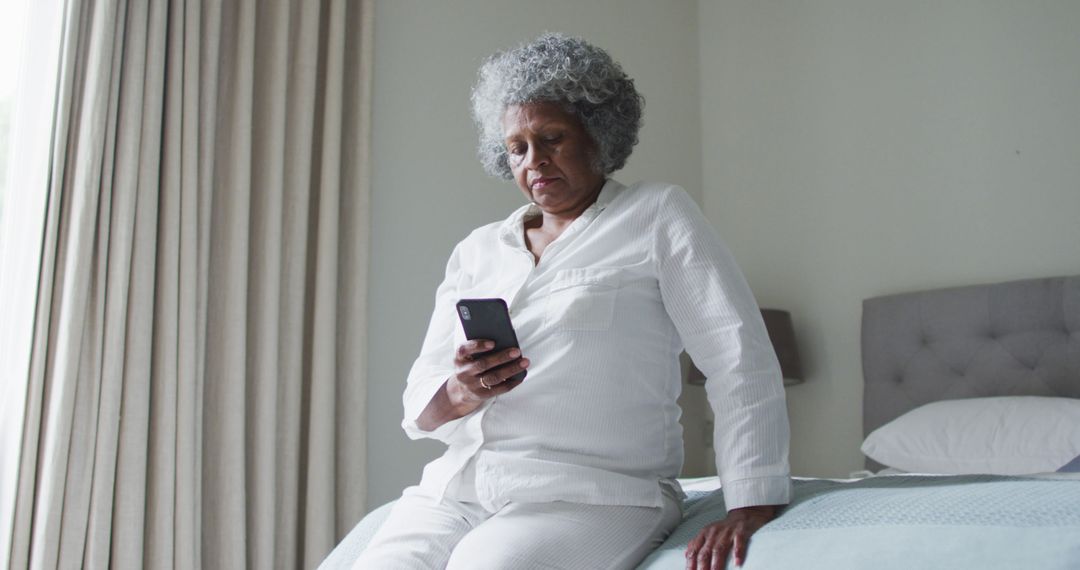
{"left": 640, "top": 473, "right": 1080, "bottom": 569}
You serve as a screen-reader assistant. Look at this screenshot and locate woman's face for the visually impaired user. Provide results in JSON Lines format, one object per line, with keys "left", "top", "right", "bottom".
{"left": 502, "top": 102, "right": 605, "bottom": 217}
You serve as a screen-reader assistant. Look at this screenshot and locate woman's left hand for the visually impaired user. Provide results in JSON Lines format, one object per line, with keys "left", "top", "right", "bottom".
{"left": 685, "top": 505, "right": 779, "bottom": 569}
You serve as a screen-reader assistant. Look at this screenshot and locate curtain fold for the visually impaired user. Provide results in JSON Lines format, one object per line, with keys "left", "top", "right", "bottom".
{"left": 9, "top": 0, "right": 372, "bottom": 568}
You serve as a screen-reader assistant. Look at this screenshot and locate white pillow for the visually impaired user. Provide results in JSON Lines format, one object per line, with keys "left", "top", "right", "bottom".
{"left": 861, "top": 396, "right": 1080, "bottom": 475}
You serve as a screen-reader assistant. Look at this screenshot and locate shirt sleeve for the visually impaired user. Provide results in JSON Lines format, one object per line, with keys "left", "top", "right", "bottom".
{"left": 400, "top": 243, "right": 475, "bottom": 444}
{"left": 652, "top": 186, "right": 792, "bottom": 511}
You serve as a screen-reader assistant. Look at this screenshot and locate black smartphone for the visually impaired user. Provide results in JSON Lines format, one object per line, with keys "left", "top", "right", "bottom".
{"left": 456, "top": 298, "right": 527, "bottom": 383}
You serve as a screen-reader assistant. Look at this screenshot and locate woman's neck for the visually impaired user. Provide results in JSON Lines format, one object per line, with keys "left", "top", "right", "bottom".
{"left": 530, "top": 179, "right": 604, "bottom": 231}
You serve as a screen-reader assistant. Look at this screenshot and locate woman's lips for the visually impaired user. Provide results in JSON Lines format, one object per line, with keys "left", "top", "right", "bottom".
{"left": 530, "top": 177, "right": 558, "bottom": 189}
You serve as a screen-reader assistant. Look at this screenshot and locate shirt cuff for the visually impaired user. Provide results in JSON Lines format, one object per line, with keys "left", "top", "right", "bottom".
{"left": 721, "top": 475, "right": 792, "bottom": 511}
{"left": 401, "top": 375, "right": 461, "bottom": 443}
{"left": 401, "top": 413, "right": 468, "bottom": 443}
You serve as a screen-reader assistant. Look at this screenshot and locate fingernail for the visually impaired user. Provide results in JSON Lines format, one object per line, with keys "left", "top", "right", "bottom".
{"left": 509, "top": 348, "right": 520, "bottom": 357}
{"left": 520, "top": 358, "right": 530, "bottom": 367}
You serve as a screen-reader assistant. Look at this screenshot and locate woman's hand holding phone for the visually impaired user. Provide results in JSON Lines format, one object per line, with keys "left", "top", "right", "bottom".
{"left": 415, "top": 298, "right": 530, "bottom": 430}
{"left": 416, "top": 339, "right": 529, "bottom": 432}
{"left": 446, "top": 339, "right": 529, "bottom": 413}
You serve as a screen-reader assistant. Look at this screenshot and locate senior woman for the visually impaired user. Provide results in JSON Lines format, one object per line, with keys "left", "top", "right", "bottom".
{"left": 355, "top": 33, "right": 791, "bottom": 570}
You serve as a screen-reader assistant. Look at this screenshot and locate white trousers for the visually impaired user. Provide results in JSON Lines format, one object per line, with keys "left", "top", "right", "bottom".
{"left": 351, "top": 486, "right": 682, "bottom": 570}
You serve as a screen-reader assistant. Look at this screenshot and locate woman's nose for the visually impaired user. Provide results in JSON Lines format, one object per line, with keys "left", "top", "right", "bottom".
{"left": 525, "top": 145, "right": 550, "bottom": 169}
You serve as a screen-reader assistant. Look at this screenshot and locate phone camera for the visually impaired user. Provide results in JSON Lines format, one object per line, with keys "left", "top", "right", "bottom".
{"left": 459, "top": 306, "right": 471, "bottom": 320}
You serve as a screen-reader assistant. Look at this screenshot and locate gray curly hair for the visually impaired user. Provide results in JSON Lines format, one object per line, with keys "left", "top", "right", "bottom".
{"left": 471, "top": 33, "right": 644, "bottom": 179}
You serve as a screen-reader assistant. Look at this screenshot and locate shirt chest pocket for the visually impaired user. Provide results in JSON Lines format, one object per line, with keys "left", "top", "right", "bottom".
{"left": 544, "top": 267, "right": 622, "bottom": 332}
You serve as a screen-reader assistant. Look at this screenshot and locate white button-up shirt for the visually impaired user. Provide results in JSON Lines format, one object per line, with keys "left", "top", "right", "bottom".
{"left": 402, "top": 179, "right": 791, "bottom": 511}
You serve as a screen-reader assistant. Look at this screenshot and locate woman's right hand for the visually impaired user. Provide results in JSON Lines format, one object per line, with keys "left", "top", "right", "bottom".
{"left": 416, "top": 340, "right": 529, "bottom": 432}
{"left": 445, "top": 339, "right": 529, "bottom": 414}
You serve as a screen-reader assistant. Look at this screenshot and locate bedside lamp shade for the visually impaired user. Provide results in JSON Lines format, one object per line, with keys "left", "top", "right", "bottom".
{"left": 761, "top": 309, "right": 804, "bottom": 385}
{"left": 686, "top": 308, "right": 804, "bottom": 386}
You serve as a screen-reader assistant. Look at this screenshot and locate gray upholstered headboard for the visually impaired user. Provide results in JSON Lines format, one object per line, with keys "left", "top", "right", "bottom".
{"left": 861, "top": 275, "right": 1080, "bottom": 469}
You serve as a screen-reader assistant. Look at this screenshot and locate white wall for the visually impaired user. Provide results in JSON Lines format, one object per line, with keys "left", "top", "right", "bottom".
{"left": 367, "top": 0, "right": 702, "bottom": 509}
{"left": 698, "top": 1, "right": 1080, "bottom": 477}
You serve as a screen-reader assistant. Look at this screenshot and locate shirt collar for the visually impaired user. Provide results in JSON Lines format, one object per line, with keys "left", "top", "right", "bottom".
{"left": 498, "top": 179, "right": 623, "bottom": 248}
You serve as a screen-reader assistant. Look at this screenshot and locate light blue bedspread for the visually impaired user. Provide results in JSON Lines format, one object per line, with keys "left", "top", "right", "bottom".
{"left": 323, "top": 474, "right": 1080, "bottom": 570}
{"left": 642, "top": 474, "right": 1080, "bottom": 569}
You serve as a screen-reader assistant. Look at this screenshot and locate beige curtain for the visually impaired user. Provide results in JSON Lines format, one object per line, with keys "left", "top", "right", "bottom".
{"left": 9, "top": 0, "right": 371, "bottom": 568}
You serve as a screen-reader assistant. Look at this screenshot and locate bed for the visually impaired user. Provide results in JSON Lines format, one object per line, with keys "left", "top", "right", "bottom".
{"left": 322, "top": 275, "right": 1080, "bottom": 569}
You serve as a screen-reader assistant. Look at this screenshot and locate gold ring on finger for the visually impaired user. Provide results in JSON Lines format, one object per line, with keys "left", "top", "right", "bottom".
{"left": 480, "top": 376, "right": 492, "bottom": 390}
